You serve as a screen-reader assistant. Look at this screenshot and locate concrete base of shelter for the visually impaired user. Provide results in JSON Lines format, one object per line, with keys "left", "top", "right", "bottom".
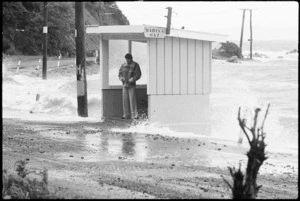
{"left": 148, "top": 94, "right": 211, "bottom": 135}
{"left": 102, "top": 85, "right": 147, "bottom": 118}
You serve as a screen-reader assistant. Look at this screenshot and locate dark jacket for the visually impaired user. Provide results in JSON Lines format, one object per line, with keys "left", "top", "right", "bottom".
{"left": 118, "top": 61, "right": 141, "bottom": 87}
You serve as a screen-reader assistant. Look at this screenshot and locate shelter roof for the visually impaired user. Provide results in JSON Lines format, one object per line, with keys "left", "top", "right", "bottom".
{"left": 86, "top": 25, "right": 227, "bottom": 42}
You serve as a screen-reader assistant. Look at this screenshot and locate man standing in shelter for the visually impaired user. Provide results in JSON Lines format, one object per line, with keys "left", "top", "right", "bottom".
{"left": 118, "top": 53, "right": 142, "bottom": 119}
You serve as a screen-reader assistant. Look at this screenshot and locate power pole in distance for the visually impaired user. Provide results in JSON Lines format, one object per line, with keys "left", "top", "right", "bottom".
{"left": 239, "top": 9, "right": 246, "bottom": 57}
{"left": 165, "top": 7, "right": 172, "bottom": 35}
{"left": 240, "top": 8, "right": 256, "bottom": 59}
{"left": 43, "top": 2, "right": 48, "bottom": 80}
{"left": 75, "top": 2, "right": 88, "bottom": 117}
{"left": 249, "top": 9, "right": 253, "bottom": 59}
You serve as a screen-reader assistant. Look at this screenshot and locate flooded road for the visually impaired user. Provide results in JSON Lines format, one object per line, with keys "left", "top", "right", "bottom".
{"left": 2, "top": 118, "right": 298, "bottom": 199}
{"left": 33, "top": 118, "right": 297, "bottom": 176}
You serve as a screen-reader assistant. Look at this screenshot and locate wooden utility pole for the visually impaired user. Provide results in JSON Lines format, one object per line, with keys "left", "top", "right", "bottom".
{"left": 42, "top": 2, "right": 48, "bottom": 80}
{"left": 98, "top": 1, "right": 103, "bottom": 25}
{"left": 240, "top": 9, "right": 255, "bottom": 59}
{"left": 165, "top": 7, "right": 172, "bottom": 35}
{"left": 239, "top": 9, "right": 246, "bottom": 56}
{"left": 128, "top": 40, "right": 132, "bottom": 54}
{"left": 249, "top": 10, "right": 253, "bottom": 59}
{"left": 75, "top": 2, "right": 88, "bottom": 117}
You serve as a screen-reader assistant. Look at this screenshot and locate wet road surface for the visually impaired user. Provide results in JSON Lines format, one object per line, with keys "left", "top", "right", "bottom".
{"left": 2, "top": 118, "right": 298, "bottom": 199}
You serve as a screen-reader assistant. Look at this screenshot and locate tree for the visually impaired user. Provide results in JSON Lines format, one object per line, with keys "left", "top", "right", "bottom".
{"left": 222, "top": 104, "right": 270, "bottom": 199}
{"left": 219, "top": 41, "right": 242, "bottom": 58}
{"left": 2, "top": 2, "right": 28, "bottom": 54}
{"left": 47, "top": 2, "right": 75, "bottom": 56}
{"left": 2, "top": 1, "right": 130, "bottom": 56}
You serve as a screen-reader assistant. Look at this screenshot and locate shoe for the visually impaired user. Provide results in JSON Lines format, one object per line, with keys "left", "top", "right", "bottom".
{"left": 121, "top": 117, "right": 125, "bottom": 119}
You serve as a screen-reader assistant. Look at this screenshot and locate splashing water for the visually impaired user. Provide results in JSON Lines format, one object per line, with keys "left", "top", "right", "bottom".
{"left": 111, "top": 119, "right": 206, "bottom": 139}
{"left": 2, "top": 72, "right": 103, "bottom": 122}
{"left": 2, "top": 41, "right": 298, "bottom": 154}
{"left": 112, "top": 58, "right": 298, "bottom": 153}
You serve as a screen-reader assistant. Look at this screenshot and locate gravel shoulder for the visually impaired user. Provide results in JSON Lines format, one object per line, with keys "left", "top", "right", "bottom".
{"left": 2, "top": 117, "right": 298, "bottom": 199}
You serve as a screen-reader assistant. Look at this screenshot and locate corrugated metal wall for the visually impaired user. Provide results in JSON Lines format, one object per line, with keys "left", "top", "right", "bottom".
{"left": 147, "top": 37, "right": 211, "bottom": 95}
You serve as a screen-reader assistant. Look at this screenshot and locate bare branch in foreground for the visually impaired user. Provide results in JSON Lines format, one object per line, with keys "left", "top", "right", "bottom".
{"left": 225, "top": 104, "right": 270, "bottom": 199}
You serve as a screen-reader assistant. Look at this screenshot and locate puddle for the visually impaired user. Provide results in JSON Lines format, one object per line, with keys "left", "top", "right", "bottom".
{"left": 37, "top": 127, "right": 298, "bottom": 176}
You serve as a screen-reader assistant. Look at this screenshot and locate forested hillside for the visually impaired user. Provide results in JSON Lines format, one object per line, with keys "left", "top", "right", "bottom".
{"left": 2, "top": 2, "right": 129, "bottom": 56}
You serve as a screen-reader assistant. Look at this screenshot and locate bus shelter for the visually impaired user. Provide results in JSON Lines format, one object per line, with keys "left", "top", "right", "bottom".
{"left": 86, "top": 25, "right": 227, "bottom": 134}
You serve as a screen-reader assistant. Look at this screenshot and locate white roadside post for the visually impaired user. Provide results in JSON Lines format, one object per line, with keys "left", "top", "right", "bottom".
{"left": 36, "top": 58, "right": 41, "bottom": 70}
{"left": 95, "top": 50, "right": 98, "bottom": 63}
{"left": 16, "top": 60, "right": 21, "bottom": 73}
{"left": 57, "top": 52, "right": 62, "bottom": 67}
{"left": 3, "top": 62, "right": 7, "bottom": 77}
{"left": 238, "top": 128, "right": 244, "bottom": 144}
{"left": 30, "top": 88, "right": 41, "bottom": 113}
{"left": 238, "top": 118, "right": 246, "bottom": 144}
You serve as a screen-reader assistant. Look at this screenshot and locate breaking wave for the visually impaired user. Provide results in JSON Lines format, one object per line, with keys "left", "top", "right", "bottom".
{"left": 3, "top": 73, "right": 102, "bottom": 118}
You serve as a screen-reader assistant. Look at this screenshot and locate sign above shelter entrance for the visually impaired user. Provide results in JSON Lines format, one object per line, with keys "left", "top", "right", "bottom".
{"left": 144, "top": 26, "right": 166, "bottom": 38}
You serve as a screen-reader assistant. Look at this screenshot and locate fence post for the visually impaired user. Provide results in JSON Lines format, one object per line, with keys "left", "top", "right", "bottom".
{"left": 36, "top": 58, "right": 41, "bottom": 70}
{"left": 95, "top": 50, "right": 98, "bottom": 63}
{"left": 57, "top": 53, "right": 61, "bottom": 67}
{"left": 16, "top": 60, "right": 21, "bottom": 73}
{"left": 238, "top": 128, "right": 244, "bottom": 144}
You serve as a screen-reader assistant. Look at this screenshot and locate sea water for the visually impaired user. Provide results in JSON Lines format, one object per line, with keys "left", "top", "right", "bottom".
{"left": 210, "top": 59, "right": 298, "bottom": 152}
{"left": 2, "top": 40, "right": 298, "bottom": 153}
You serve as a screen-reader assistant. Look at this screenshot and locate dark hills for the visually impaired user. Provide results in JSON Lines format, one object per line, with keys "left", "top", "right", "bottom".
{"left": 2, "top": 2, "right": 129, "bottom": 56}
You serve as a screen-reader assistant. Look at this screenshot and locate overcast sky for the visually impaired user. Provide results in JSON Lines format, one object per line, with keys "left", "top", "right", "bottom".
{"left": 116, "top": 1, "right": 299, "bottom": 41}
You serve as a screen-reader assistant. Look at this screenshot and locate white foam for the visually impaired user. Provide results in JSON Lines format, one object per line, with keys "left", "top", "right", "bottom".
{"left": 3, "top": 54, "right": 298, "bottom": 155}
{"left": 3, "top": 73, "right": 102, "bottom": 119}
{"left": 111, "top": 121, "right": 206, "bottom": 139}
{"left": 282, "top": 52, "right": 298, "bottom": 61}
{"left": 243, "top": 50, "right": 298, "bottom": 62}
